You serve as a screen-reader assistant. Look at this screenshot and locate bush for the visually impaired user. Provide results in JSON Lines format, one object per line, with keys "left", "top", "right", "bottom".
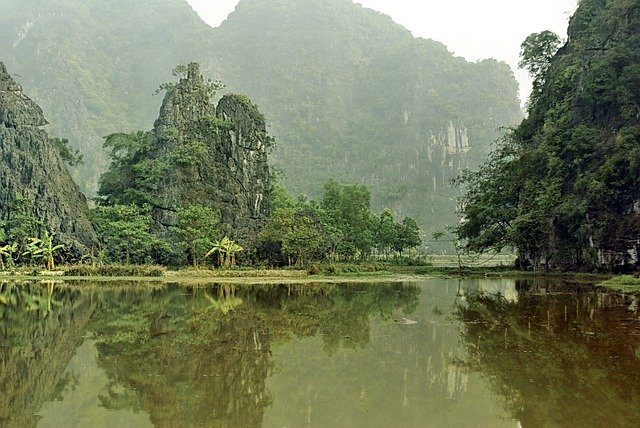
{"left": 63, "top": 264, "right": 166, "bottom": 277}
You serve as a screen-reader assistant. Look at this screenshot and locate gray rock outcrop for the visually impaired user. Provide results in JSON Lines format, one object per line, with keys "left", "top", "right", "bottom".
{"left": 0, "top": 62, "right": 96, "bottom": 255}
{"left": 151, "top": 63, "right": 271, "bottom": 242}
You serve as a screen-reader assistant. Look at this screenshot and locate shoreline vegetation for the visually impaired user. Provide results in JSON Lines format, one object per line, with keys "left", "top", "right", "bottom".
{"left": 598, "top": 276, "right": 640, "bottom": 294}
{"left": 0, "top": 259, "right": 618, "bottom": 287}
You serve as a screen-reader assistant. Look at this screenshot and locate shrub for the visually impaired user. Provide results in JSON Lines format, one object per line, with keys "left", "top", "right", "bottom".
{"left": 63, "top": 264, "right": 166, "bottom": 277}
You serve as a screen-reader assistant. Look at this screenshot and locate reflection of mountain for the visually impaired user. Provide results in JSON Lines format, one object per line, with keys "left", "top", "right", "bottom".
{"left": 263, "top": 279, "right": 512, "bottom": 427}
{"left": 91, "top": 286, "right": 272, "bottom": 427}
{"left": 86, "top": 282, "right": 420, "bottom": 426}
{"left": 0, "top": 281, "right": 420, "bottom": 426}
{"left": 0, "top": 282, "right": 96, "bottom": 427}
{"left": 456, "top": 279, "right": 640, "bottom": 427}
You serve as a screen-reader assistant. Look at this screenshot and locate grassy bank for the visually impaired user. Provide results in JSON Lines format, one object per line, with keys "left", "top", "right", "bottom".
{"left": 598, "top": 275, "right": 640, "bottom": 294}
{"left": 0, "top": 261, "right": 526, "bottom": 281}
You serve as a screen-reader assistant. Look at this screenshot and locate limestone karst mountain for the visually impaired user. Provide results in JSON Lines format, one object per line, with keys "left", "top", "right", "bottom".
{"left": 0, "top": 62, "right": 96, "bottom": 254}
{"left": 98, "top": 63, "right": 271, "bottom": 244}
{"left": 456, "top": 0, "right": 640, "bottom": 271}
{"left": 0, "top": 0, "right": 522, "bottom": 235}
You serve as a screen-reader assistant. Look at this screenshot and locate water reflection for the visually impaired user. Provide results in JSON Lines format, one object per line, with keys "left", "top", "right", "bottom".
{"left": 0, "top": 281, "right": 96, "bottom": 427}
{"left": 0, "top": 281, "right": 419, "bottom": 427}
{"left": 456, "top": 278, "right": 640, "bottom": 427}
{"left": 1, "top": 278, "right": 639, "bottom": 427}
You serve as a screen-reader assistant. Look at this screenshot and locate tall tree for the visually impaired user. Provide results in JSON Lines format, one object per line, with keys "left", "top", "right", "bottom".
{"left": 93, "top": 204, "right": 159, "bottom": 264}
{"left": 171, "top": 205, "right": 220, "bottom": 267}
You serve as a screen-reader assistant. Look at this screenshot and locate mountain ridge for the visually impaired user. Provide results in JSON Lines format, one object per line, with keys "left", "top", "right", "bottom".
{"left": 0, "top": 0, "right": 522, "bottom": 234}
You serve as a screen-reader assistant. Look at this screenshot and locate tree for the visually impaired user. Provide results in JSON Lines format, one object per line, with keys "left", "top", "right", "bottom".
{"left": 519, "top": 31, "right": 561, "bottom": 99}
{"left": 171, "top": 205, "right": 220, "bottom": 267}
{"left": 52, "top": 137, "right": 84, "bottom": 167}
{"left": 92, "top": 204, "right": 159, "bottom": 264}
{"left": 6, "top": 195, "right": 42, "bottom": 260}
{"left": 270, "top": 182, "right": 295, "bottom": 211}
{"left": 260, "top": 208, "right": 329, "bottom": 266}
{"left": 455, "top": 134, "right": 522, "bottom": 254}
{"left": 97, "top": 131, "right": 159, "bottom": 207}
{"left": 374, "top": 209, "right": 397, "bottom": 257}
{"left": 320, "top": 179, "right": 374, "bottom": 260}
{"left": 394, "top": 216, "right": 422, "bottom": 255}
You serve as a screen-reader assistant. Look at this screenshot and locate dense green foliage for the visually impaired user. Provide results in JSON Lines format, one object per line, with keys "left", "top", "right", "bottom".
{"left": 259, "top": 180, "right": 422, "bottom": 266}
{"left": 92, "top": 204, "right": 160, "bottom": 265}
{"left": 0, "top": 0, "right": 521, "bottom": 237}
{"left": 457, "top": 0, "right": 640, "bottom": 271}
{"left": 0, "top": 196, "right": 61, "bottom": 269}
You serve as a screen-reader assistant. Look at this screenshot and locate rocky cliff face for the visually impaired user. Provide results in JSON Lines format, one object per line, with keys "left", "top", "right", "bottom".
{"left": 150, "top": 63, "right": 271, "bottom": 241}
{"left": 0, "top": 62, "right": 96, "bottom": 254}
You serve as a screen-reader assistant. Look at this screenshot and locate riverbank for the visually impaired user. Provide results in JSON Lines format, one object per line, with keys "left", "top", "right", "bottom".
{"left": 0, "top": 262, "right": 615, "bottom": 285}
{"left": 598, "top": 275, "right": 640, "bottom": 294}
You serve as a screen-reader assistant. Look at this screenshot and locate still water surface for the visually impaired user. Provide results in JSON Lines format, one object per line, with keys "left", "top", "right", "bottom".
{"left": 1, "top": 278, "right": 639, "bottom": 427}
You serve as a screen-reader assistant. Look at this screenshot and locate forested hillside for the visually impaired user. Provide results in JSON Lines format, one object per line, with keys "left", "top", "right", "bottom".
{"left": 457, "top": 0, "right": 640, "bottom": 271}
{"left": 0, "top": 0, "right": 522, "bottom": 235}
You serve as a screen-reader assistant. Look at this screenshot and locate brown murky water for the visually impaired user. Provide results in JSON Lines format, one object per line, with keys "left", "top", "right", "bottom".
{"left": 1, "top": 278, "right": 638, "bottom": 427}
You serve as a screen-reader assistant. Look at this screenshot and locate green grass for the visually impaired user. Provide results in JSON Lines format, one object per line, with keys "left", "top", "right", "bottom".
{"left": 598, "top": 275, "right": 640, "bottom": 293}
{"left": 63, "top": 264, "right": 166, "bottom": 277}
{"left": 167, "top": 268, "right": 308, "bottom": 278}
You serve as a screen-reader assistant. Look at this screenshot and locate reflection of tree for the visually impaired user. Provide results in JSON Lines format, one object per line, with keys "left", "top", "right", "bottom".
{"left": 0, "top": 282, "right": 95, "bottom": 427}
{"left": 204, "top": 284, "right": 244, "bottom": 314}
{"left": 237, "top": 282, "right": 419, "bottom": 355}
{"left": 92, "top": 291, "right": 272, "bottom": 428}
{"left": 0, "top": 280, "right": 419, "bottom": 427}
{"left": 89, "top": 282, "right": 420, "bottom": 426}
{"left": 456, "top": 279, "right": 640, "bottom": 427}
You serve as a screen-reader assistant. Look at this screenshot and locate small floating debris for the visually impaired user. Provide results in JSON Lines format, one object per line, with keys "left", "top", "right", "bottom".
{"left": 395, "top": 318, "right": 417, "bottom": 325}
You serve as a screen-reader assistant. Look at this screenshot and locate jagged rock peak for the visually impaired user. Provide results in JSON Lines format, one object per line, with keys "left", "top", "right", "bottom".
{"left": 154, "top": 62, "right": 214, "bottom": 133}
{"left": 147, "top": 62, "right": 271, "bottom": 244}
{"left": 0, "top": 61, "right": 47, "bottom": 127}
{"left": 186, "top": 62, "right": 203, "bottom": 83}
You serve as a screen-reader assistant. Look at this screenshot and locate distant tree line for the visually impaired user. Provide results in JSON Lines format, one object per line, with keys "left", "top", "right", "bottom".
{"left": 260, "top": 179, "right": 422, "bottom": 266}
{"left": 85, "top": 178, "right": 421, "bottom": 268}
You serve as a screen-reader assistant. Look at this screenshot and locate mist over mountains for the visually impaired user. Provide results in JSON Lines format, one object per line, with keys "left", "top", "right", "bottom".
{"left": 0, "top": 0, "right": 522, "bottom": 234}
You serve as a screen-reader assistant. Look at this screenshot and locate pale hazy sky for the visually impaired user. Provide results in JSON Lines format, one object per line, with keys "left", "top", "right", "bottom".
{"left": 186, "top": 0, "right": 579, "bottom": 104}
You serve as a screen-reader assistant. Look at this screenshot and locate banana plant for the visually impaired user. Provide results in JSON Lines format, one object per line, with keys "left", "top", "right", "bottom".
{"left": 25, "top": 281, "right": 62, "bottom": 317}
{"left": 205, "top": 237, "right": 244, "bottom": 267}
{"left": 0, "top": 242, "right": 17, "bottom": 270}
{"left": 204, "top": 239, "right": 226, "bottom": 266}
{"left": 23, "top": 231, "right": 64, "bottom": 270}
{"left": 204, "top": 285, "right": 243, "bottom": 314}
{"left": 224, "top": 238, "right": 244, "bottom": 267}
